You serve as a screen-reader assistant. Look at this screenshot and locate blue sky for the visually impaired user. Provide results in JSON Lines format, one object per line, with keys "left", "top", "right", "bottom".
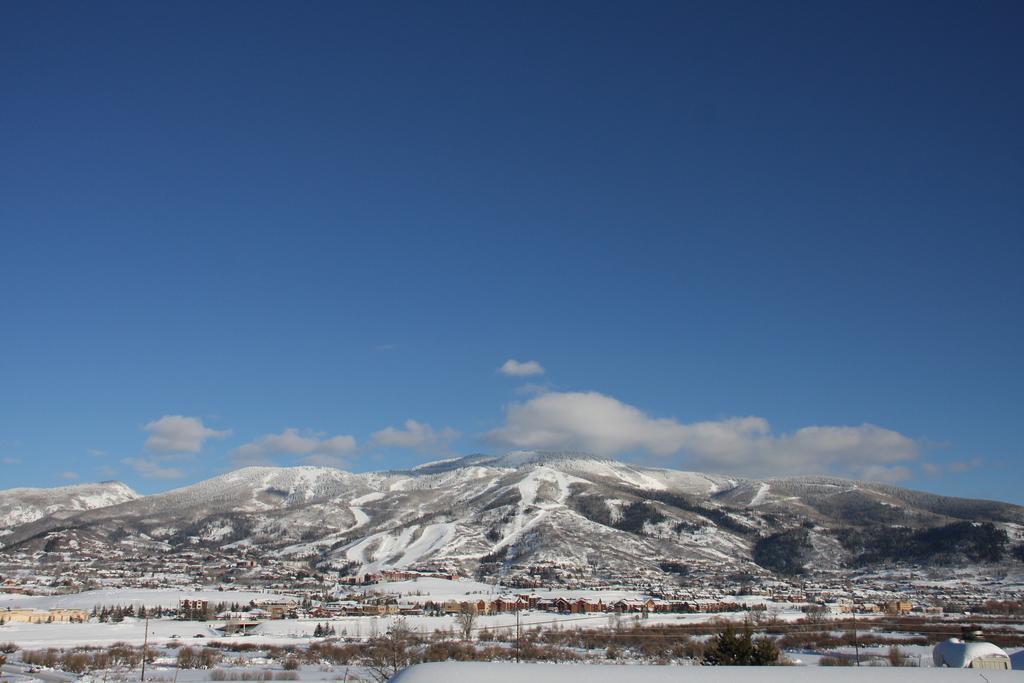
{"left": 1, "top": 1, "right": 1022, "bottom": 502}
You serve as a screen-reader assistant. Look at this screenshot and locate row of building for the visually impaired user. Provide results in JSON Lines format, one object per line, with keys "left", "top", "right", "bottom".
{"left": 0, "top": 607, "right": 89, "bottom": 624}
{"left": 310, "top": 595, "right": 759, "bottom": 617}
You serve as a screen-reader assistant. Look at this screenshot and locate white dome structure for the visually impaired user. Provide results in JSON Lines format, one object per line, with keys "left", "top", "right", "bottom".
{"left": 933, "top": 638, "right": 1011, "bottom": 670}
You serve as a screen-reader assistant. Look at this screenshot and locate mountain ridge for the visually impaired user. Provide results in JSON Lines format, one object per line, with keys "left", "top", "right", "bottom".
{"left": 2, "top": 453, "right": 1022, "bottom": 584}
{"left": 0, "top": 481, "right": 139, "bottom": 532}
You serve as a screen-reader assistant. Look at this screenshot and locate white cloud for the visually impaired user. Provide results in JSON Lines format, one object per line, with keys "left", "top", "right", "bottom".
{"left": 515, "top": 382, "right": 553, "bottom": 396}
{"left": 922, "top": 457, "right": 983, "bottom": 478}
{"left": 319, "top": 435, "right": 358, "bottom": 454}
{"left": 302, "top": 453, "right": 350, "bottom": 468}
{"left": 122, "top": 457, "right": 185, "bottom": 480}
{"left": 488, "top": 391, "right": 700, "bottom": 456}
{"left": 1, "top": 456, "right": 21, "bottom": 465}
{"left": 143, "top": 415, "right": 230, "bottom": 453}
{"left": 486, "top": 390, "right": 920, "bottom": 481}
{"left": 499, "top": 359, "right": 545, "bottom": 377}
{"left": 855, "top": 465, "right": 914, "bottom": 483}
{"left": 60, "top": 471, "right": 79, "bottom": 481}
{"left": 231, "top": 428, "right": 357, "bottom": 465}
{"left": 370, "top": 419, "right": 460, "bottom": 453}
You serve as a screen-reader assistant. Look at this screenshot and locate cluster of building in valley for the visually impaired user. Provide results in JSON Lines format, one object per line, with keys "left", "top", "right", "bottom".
{"left": 1, "top": 544, "right": 1021, "bottom": 627}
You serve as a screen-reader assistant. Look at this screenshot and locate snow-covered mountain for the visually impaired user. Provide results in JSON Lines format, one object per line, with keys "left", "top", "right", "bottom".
{"left": 2, "top": 453, "right": 1022, "bottom": 581}
{"left": 0, "top": 481, "right": 138, "bottom": 532}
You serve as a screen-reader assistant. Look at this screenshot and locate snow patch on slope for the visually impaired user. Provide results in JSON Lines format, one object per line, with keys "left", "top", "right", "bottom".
{"left": 343, "top": 522, "right": 458, "bottom": 573}
{"left": 750, "top": 483, "right": 770, "bottom": 506}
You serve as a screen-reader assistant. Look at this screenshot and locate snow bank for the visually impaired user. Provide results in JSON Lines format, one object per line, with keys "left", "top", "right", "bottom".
{"left": 391, "top": 661, "right": 1022, "bottom": 682}
{"left": 933, "top": 638, "right": 1010, "bottom": 668}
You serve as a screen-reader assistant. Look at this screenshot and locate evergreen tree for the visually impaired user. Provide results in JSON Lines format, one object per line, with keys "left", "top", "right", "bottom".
{"left": 702, "top": 624, "right": 779, "bottom": 666}
{"left": 752, "top": 635, "right": 781, "bottom": 665}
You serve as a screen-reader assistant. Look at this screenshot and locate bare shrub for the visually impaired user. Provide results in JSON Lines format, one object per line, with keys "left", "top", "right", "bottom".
{"left": 364, "top": 619, "right": 418, "bottom": 683}
{"left": 209, "top": 670, "right": 273, "bottom": 681}
{"left": 178, "top": 646, "right": 198, "bottom": 669}
{"left": 198, "top": 647, "right": 221, "bottom": 669}
{"left": 422, "top": 641, "right": 476, "bottom": 662}
{"left": 107, "top": 642, "right": 142, "bottom": 667}
{"left": 60, "top": 651, "right": 93, "bottom": 674}
{"left": 208, "top": 640, "right": 261, "bottom": 652}
{"left": 888, "top": 646, "right": 917, "bottom": 667}
{"left": 307, "top": 641, "right": 360, "bottom": 665}
{"left": 455, "top": 605, "right": 478, "bottom": 641}
{"left": 23, "top": 649, "right": 60, "bottom": 668}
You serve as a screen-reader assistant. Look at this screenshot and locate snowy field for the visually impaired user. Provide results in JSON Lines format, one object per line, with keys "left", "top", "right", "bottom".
{"left": 2, "top": 585, "right": 1021, "bottom": 673}
{"left": 391, "top": 662, "right": 1024, "bottom": 682}
{"left": 348, "top": 577, "right": 654, "bottom": 603}
{"left": 0, "top": 589, "right": 297, "bottom": 611}
{"left": 348, "top": 577, "right": 786, "bottom": 607}
{"left": 0, "top": 661, "right": 375, "bottom": 683}
{"left": 0, "top": 581, "right": 780, "bottom": 614}
{"left": 0, "top": 609, "right": 805, "bottom": 649}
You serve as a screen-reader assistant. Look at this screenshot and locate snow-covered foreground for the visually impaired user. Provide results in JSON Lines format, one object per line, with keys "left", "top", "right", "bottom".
{"left": 392, "top": 662, "right": 1022, "bottom": 682}
{"left": 1, "top": 661, "right": 374, "bottom": 683}
{"left": 0, "top": 618, "right": 221, "bottom": 649}
{"left": 0, "top": 609, "right": 803, "bottom": 649}
{"left": 2, "top": 585, "right": 1020, "bottom": 673}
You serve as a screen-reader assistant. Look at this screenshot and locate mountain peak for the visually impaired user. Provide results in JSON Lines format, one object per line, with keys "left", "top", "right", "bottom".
{"left": 489, "top": 450, "right": 613, "bottom": 468}
{"left": 402, "top": 451, "right": 615, "bottom": 475}
{"left": 0, "top": 480, "right": 140, "bottom": 530}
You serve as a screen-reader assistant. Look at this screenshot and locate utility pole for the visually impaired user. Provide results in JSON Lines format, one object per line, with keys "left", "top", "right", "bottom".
{"left": 140, "top": 613, "right": 150, "bottom": 681}
{"left": 515, "top": 608, "right": 521, "bottom": 663}
{"left": 852, "top": 612, "right": 860, "bottom": 666}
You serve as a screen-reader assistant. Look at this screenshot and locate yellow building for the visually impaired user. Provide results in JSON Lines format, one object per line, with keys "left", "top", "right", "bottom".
{"left": 48, "top": 608, "right": 89, "bottom": 622}
{"left": 0, "top": 608, "right": 89, "bottom": 624}
{"left": 884, "top": 600, "right": 913, "bottom": 615}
